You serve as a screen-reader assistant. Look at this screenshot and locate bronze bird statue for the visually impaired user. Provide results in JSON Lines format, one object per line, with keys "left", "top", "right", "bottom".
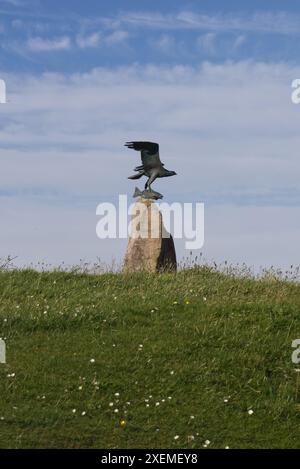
{"left": 125, "top": 141, "right": 177, "bottom": 198}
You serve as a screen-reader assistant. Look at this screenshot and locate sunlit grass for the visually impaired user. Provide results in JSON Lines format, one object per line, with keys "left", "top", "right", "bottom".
{"left": 0, "top": 264, "right": 300, "bottom": 448}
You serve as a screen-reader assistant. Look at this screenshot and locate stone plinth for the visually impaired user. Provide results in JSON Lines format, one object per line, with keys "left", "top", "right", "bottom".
{"left": 123, "top": 198, "right": 177, "bottom": 273}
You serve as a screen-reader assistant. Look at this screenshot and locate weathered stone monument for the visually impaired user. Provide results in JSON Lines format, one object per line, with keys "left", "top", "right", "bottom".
{"left": 123, "top": 141, "right": 177, "bottom": 273}
{"left": 123, "top": 197, "right": 177, "bottom": 272}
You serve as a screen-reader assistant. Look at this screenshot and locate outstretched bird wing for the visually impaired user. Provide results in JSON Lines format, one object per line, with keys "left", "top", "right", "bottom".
{"left": 125, "top": 141, "right": 164, "bottom": 170}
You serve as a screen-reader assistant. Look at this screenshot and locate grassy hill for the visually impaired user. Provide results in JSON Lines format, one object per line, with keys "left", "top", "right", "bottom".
{"left": 0, "top": 266, "right": 300, "bottom": 449}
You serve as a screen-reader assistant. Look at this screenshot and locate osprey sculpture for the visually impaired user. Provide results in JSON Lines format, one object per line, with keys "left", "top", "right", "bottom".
{"left": 125, "top": 141, "right": 177, "bottom": 199}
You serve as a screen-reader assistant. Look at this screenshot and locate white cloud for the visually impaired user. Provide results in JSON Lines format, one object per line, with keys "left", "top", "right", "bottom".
{"left": 1, "top": 61, "right": 300, "bottom": 267}
{"left": 233, "top": 34, "right": 246, "bottom": 49}
{"left": 105, "top": 30, "right": 129, "bottom": 45}
{"left": 27, "top": 35, "right": 71, "bottom": 51}
{"left": 76, "top": 32, "right": 101, "bottom": 49}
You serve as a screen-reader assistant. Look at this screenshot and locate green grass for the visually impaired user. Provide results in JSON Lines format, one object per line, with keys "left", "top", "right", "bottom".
{"left": 1, "top": 266, "right": 300, "bottom": 449}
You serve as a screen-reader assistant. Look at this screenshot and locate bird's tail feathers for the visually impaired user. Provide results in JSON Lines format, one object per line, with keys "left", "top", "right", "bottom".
{"left": 128, "top": 172, "right": 144, "bottom": 180}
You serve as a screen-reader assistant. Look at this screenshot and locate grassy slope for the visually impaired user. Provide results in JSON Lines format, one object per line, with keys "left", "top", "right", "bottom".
{"left": 0, "top": 267, "right": 300, "bottom": 449}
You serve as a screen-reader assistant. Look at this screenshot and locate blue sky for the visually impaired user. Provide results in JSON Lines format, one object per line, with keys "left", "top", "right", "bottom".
{"left": 1, "top": 0, "right": 300, "bottom": 72}
{"left": 1, "top": 1, "right": 300, "bottom": 269}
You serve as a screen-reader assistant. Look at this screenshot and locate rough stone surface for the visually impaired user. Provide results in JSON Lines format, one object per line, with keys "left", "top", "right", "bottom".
{"left": 123, "top": 198, "right": 177, "bottom": 273}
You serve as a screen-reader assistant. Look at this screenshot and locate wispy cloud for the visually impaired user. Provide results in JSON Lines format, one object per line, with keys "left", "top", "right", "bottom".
{"left": 119, "top": 10, "right": 300, "bottom": 35}
{"left": 2, "top": 9, "right": 300, "bottom": 64}
{"left": 2, "top": 9, "right": 300, "bottom": 37}
{"left": 1, "top": 0, "right": 24, "bottom": 6}
{"left": 27, "top": 35, "right": 71, "bottom": 51}
{"left": 152, "top": 34, "right": 176, "bottom": 55}
{"left": 197, "top": 33, "right": 216, "bottom": 55}
{"left": 76, "top": 30, "right": 129, "bottom": 49}
{"left": 76, "top": 32, "right": 100, "bottom": 49}
{"left": 1, "top": 62, "right": 300, "bottom": 267}
{"left": 233, "top": 34, "right": 246, "bottom": 49}
{"left": 2, "top": 61, "right": 300, "bottom": 193}
{"left": 2, "top": 61, "right": 300, "bottom": 267}
{"left": 105, "top": 30, "right": 129, "bottom": 45}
